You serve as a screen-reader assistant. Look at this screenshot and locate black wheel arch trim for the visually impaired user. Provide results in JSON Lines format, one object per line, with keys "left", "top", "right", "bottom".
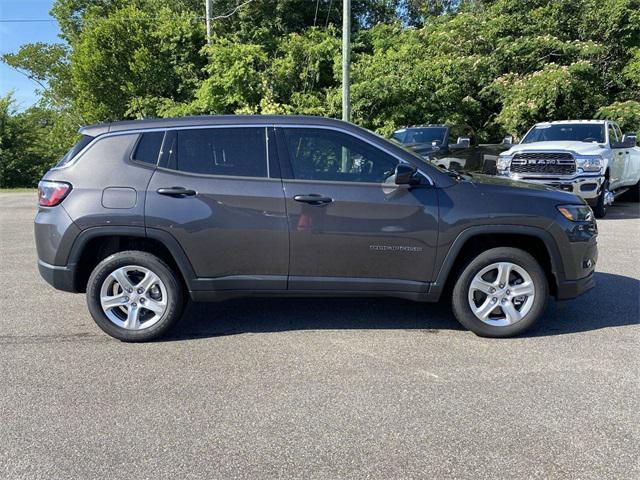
{"left": 429, "top": 224, "right": 564, "bottom": 299}
{"left": 65, "top": 226, "right": 198, "bottom": 290}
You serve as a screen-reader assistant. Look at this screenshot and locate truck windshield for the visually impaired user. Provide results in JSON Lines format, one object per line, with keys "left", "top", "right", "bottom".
{"left": 393, "top": 127, "right": 447, "bottom": 145}
{"left": 522, "top": 124, "right": 605, "bottom": 144}
{"left": 55, "top": 135, "right": 94, "bottom": 168}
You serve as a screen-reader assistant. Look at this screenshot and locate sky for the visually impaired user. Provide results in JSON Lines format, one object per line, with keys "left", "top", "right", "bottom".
{"left": 0, "top": 0, "right": 61, "bottom": 108}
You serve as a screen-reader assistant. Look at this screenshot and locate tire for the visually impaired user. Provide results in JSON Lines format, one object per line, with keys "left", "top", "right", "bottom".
{"left": 451, "top": 247, "right": 548, "bottom": 338}
{"left": 86, "top": 250, "right": 184, "bottom": 342}
{"left": 593, "top": 177, "right": 609, "bottom": 218}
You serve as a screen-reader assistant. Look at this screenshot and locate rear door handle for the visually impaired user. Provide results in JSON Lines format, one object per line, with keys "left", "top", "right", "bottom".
{"left": 293, "top": 194, "right": 333, "bottom": 205}
{"left": 157, "top": 187, "right": 196, "bottom": 197}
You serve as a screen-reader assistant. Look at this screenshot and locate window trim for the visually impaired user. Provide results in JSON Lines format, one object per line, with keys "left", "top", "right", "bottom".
{"left": 51, "top": 123, "right": 434, "bottom": 185}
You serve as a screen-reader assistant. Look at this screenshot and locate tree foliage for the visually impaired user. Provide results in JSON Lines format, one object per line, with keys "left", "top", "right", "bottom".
{"left": 1, "top": 0, "right": 639, "bottom": 186}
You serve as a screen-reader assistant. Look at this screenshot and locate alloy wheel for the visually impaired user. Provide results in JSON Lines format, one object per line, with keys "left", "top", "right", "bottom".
{"left": 99, "top": 265, "right": 168, "bottom": 330}
{"left": 467, "top": 262, "right": 535, "bottom": 327}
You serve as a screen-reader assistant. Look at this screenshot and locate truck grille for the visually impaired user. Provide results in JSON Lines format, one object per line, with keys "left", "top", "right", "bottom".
{"left": 511, "top": 152, "right": 575, "bottom": 175}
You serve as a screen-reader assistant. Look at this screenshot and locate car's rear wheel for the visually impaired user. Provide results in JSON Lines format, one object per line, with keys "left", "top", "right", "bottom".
{"left": 452, "top": 247, "right": 548, "bottom": 337}
{"left": 86, "top": 251, "right": 184, "bottom": 342}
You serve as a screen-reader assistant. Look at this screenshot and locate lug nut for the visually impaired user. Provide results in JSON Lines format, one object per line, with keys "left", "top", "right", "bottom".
{"left": 499, "top": 284, "right": 505, "bottom": 288}
{"left": 124, "top": 296, "right": 129, "bottom": 302}
{"left": 501, "top": 298, "right": 506, "bottom": 304}
{"left": 506, "top": 290, "right": 511, "bottom": 295}
{"left": 492, "top": 297, "right": 497, "bottom": 303}
{"left": 139, "top": 298, "right": 145, "bottom": 303}
{"left": 489, "top": 287, "right": 496, "bottom": 293}
{"left": 131, "top": 302, "right": 137, "bottom": 307}
{"left": 137, "top": 288, "right": 143, "bottom": 294}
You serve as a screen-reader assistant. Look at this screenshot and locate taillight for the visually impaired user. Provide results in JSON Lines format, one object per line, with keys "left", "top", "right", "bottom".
{"left": 38, "top": 180, "right": 72, "bottom": 207}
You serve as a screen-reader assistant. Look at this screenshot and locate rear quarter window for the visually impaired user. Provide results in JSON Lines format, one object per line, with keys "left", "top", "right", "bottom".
{"left": 55, "top": 135, "right": 94, "bottom": 168}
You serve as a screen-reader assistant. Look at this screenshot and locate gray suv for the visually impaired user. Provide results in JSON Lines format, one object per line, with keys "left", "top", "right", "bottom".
{"left": 35, "top": 116, "right": 597, "bottom": 341}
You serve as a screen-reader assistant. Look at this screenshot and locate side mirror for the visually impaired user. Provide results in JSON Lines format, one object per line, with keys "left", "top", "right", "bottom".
{"left": 394, "top": 163, "right": 419, "bottom": 185}
{"left": 456, "top": 137, "right": 471, "bottom": 148}
{"left": 622, "top": 133, "right": 637, "bottom": 147}
{"left": 502, "top": 135, "right": 513, "bottom": 145}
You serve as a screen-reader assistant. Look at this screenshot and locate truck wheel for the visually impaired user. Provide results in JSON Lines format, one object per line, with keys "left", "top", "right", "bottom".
{"left": 452, "top": 247, "right": 548, "bottom": 338}
{"left": 86, "top": 251, "right": 184, "bottom": 342}
{"left": 593, "top": 178, "right": 610, "bottom": 218}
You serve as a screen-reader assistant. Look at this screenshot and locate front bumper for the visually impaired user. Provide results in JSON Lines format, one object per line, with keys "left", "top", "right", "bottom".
{"left": 556, "top": 270, "right": 596, "bottom": 300}
{"left": 498, "top": 172, "right": 603, "bottom": 200}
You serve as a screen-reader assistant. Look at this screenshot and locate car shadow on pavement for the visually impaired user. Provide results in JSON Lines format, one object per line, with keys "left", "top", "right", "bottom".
{"left": 602, "top": 201, "right": 640, "bottom": 220}
{"left": 162, "top": 272, "right": 639, "bottom": 341}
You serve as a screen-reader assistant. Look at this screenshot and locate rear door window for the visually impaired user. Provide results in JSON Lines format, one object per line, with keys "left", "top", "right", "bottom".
{"left": 173, "top": 128, "right": 268, "bottom": 177}
{"left": 132, "top": 131, "right": 164, "bottom": 165}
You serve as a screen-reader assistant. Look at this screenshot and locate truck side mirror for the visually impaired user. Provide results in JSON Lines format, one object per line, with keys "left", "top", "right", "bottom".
{"left": 456, "top": 137, "right": 471, "bottom": 148}
{"left": 502, "top": 135, "right": 513, "bottom": 145}
{"left": 394, "top": 163, "right": 419, "bottom": 185}
{"left": 622, "top": 133, "right": 637, "bottom": 147}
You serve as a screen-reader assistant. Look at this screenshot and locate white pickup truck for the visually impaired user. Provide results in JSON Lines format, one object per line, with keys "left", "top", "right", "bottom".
{"left": 497, "top": 120, "right": 640, "bottom": 217}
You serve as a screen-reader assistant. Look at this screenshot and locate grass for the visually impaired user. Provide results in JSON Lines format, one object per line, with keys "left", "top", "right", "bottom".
{"left": 0, "top": 188, "right": 37, "bottom": 193}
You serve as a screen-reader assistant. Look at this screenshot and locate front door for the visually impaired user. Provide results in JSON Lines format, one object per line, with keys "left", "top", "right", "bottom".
{"left": 145, "top": 126, "right": 289, "bottom": 290}
{"left": 276, "top": 127, "right": 439, "bottom": 293}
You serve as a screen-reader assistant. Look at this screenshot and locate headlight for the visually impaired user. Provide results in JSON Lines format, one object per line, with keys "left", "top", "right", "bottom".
{"left": 557, "top": 204, "right": 594, "bottom": 222}
{"left": 497, "top": 155, "right": 512, "bottom": 170}
{"left": 575, "top": 155, "right": 603, "bottom": 172}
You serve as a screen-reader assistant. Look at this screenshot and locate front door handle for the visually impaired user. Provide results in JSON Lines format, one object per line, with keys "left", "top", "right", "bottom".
{"left": 157, "top": 187, "right": 196, "bottom": 197}
{"left": 293, "top": 194, "right": 333, "bottom": 205}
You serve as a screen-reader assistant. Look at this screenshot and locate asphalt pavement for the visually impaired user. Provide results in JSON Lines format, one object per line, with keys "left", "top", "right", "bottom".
{"left": 1, "top": 192, "right": 638, "bottom": 479}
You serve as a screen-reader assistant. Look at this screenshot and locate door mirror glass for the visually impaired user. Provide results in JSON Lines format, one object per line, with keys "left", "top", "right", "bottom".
{"left": 622, "top": 133, "right": 637, "bottom": 147}
{"left": 502, "top": 135, "right": 513, "bottom": 145}
{"left": 394, "top": 163, "right": 418, "bottom": 185}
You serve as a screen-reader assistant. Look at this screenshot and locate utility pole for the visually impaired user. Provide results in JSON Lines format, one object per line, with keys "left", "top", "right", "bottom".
{"left": 205, "top": 0, "right": 212, "bottom": 45}
{"left": 342, "top": 0, "right": 351, "bottom": 123}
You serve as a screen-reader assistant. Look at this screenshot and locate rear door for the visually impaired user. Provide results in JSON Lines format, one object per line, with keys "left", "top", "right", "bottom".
{"left": 145, "top": 126, "right": 288, "bottom": 290}
{"left": 276, "top": 126, "right": 439, "bottom": 293}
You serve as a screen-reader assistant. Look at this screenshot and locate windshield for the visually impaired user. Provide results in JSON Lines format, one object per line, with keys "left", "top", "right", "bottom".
{"left": 55, "top": 135, "right": 94, "bottom": 168}
{"left": 392, "top": 127, "right": 447, "bottom": 145}
{"left": 522, "top": 124, "right": 605, "bottom": 144}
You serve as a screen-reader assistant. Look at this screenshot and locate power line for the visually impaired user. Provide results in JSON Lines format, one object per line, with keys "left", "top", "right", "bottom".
{"left": 0, "top": 0, "right": 258, "bottom": 23}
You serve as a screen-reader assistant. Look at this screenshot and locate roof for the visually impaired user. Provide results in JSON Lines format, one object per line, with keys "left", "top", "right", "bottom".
{"left": 394, "top": 124, "right": 447, "bottom": 131}
{"left": 534, "top": 120, "right": 608, "bottom": 126}
{"left": 79, "top": 115, "right": 355, "bottom": 137}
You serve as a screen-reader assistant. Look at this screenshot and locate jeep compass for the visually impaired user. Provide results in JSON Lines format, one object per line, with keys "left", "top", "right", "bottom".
{"left": 35, "top": 116, "right": 597, "bottom": 341}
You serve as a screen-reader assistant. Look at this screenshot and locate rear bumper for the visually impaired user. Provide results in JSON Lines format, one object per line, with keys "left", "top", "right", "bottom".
{"left": 37, "top": 259, "right": 77, "bottom": 293}
{"left": 556, "top": 271, "right": 596, "bottom": 300}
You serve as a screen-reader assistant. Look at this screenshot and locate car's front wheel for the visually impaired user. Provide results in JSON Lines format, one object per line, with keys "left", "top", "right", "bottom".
{"left": 452, "top": 247, "right": 548, "bottom": 337}
{"left": 86, "top": 251, "right": 184, "bottom": 342}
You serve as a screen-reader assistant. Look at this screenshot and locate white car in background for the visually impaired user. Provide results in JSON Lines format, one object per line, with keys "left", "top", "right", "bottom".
{"left": 497, "top": 120, "right": 640, "bottom": 217}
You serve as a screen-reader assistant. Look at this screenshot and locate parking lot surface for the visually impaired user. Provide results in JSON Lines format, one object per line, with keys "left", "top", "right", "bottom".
{"left": 1, "top": 192, "right": 638, "bottom": 479}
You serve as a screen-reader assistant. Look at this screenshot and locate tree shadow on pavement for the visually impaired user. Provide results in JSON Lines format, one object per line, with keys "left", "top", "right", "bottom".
{"left": 163, "top": 272, "right": 638, "bottom": 341}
